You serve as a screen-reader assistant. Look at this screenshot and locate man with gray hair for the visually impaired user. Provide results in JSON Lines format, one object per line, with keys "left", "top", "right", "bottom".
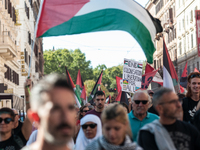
{"left": 22, "top": 74, "right": 77, "bottom": 150}
{"left": 138, "top": 87, "right": 200, "bottom": 150}
{"left": 128, "top": 90, "right": 159, "bottom": 141}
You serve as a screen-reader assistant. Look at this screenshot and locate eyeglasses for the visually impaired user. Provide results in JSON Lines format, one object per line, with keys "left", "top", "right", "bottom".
{"left": 190, "top": 74, "right": 200, "bottom": 79}
{"left": 82, "top": 123, "right": 97, "bottom": 129}
{"left": 0, "top": 118, "right": 13, "bottom": 124}
{"left": 133, "top": 100, "right": 149, "bottom": 105}
{"left": 82, "top": 110, "right": 88, "bottom": 113}
{"left": 159, "top": 99, "right": 182, "bottom": 105}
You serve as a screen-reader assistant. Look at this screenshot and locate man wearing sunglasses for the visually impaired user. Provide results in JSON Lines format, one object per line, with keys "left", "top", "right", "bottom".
{"left": 21, "top": 74, "right": 77, "bottom": 150}
{"left": 182, "top": 72, "right": 200, "bottom": 123}
{"left": 0, "top": 107, "right": 24, "bottom": 149}
{"left": 138, "top": 87, "right": 200, "bottom": 150}
{"left": 128, "top": 90, "right": 159, "bottom": 141}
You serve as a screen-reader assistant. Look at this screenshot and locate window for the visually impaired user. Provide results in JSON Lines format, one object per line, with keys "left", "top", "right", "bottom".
{"left": 179, "top": 42, "right": 182, "bottom": 55}
{"left": 197, "top": 62, "right": 199, "bottom": 70}
{"left": 187, "top": 36, "right": 189, "bottom": 50}
{"left": 156, "top": 0, "right": 164, "bottom": 14}
{"left": 187, "top": 66, "right": 190, "bottom": 74}
{"left": 193, "top": 64, "right": 195, "bottom": 71}
{"left": 182, "top": 18, "right": 185, "bottom": 29}
{"left": 184, "top": 37, "right": 186, "bottom": 53}
{"left": 191, "top": 34, "right": 193, "bottom": 48}
{"left": 191, "top": 10, "right": 193, "bottom": 22}
{"left": 187, "top": 15, "right": 189, "bottom": 25}
{"left": 25, "top": 2, "right": 29, "bottom": 19}
{"left": 179, "top": 20, "right": 181, "bottom": 31}
{"left": 194, "top": 6, "right": 197, "bottom": 18}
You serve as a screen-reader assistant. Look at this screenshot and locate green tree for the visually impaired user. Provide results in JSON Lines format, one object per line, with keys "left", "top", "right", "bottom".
{"left": 44, "top": 48, "right": 94, "bottom": 83}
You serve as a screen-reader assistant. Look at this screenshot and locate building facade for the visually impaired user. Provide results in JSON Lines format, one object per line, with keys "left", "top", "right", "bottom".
{"left": 176, "top": 0, "right": 199, "bottom": 79}
{"left": 0, "top": 0, "right": 43, "bottom": 110}
{"left": 146, "top": 0, "right": 177, "bottom": 91}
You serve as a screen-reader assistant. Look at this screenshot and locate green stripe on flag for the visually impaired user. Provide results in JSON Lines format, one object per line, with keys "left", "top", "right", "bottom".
{"left": 41, "top": 9, "right": 155, "bottom": 63}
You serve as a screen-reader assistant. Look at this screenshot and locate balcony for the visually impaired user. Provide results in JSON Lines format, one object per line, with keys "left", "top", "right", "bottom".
{"left": 0, "top": 31, "right": 17, "bottom": 61}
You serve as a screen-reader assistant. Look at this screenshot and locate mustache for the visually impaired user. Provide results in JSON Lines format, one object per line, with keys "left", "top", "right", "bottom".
{"left": 56, "top": 123, "right": 72, "bottom": 130}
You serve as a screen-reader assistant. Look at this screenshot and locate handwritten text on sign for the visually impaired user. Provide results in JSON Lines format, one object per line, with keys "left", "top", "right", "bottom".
{"left": 122, "top": 59, "right": 143, "bottom": 93}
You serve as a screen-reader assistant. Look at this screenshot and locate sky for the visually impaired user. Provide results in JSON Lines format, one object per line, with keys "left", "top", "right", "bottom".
{"left": 43, "top": 0, "right": 149, "bottom": 68}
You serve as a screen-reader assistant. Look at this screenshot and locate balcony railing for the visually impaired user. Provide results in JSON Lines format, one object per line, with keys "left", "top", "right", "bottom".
{"left": 0, "top": 31, "right": 17, "bottom": 60}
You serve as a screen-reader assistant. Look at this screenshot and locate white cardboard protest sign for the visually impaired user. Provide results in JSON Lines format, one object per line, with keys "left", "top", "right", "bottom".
{"left": 122, "top": 58, "right": 143, "bottom": 93}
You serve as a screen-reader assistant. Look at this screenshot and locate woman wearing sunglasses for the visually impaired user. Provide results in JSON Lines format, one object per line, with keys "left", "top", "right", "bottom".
{"left": 75, "top": 114, "right": 102, "bottom": 150}
{"left": 85, "top": 104, "right": 142, "bottom": 150}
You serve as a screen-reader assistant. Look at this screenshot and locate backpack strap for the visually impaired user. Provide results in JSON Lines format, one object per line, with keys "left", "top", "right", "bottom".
{"left": 13, "top": 135, "right": 24, "bottom": 149}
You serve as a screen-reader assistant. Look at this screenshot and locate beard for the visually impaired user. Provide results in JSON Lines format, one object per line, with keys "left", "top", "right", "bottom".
{"left": 163, "top": 107, "right": 181, "bottom": 119}
{"left": 43, "top": 122, "right": 74, "bottom": 146}
{"left": 97, "top": 104, "right": 104, "bottom": 109}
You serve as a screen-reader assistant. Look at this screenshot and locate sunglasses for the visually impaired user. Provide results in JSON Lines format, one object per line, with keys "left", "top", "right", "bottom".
{"left": 0, "top": 118, "right": 13, "bottom": 124}
{"left": 190, "top": 74, "right": 200, "bottom": 79}
{"left": 82, "top": 123, "right": 97, "bottom": 129}
{"left": 82, "top": 110, "right": 88, "bottom": 113}
{"left": 134, "top": 100, "right": 149, "bottom": 105}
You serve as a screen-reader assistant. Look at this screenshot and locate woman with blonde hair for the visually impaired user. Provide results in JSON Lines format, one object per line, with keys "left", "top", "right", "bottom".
{"left": 85, "top": 104, "right": 142, "bottom": 150}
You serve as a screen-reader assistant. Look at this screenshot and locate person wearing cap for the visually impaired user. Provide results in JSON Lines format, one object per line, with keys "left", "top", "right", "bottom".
{"left": 147, "top": 90, "right": 159, "bottom": 116}
{"left": 182, "top": 72, "right": 200, "bottom": 123}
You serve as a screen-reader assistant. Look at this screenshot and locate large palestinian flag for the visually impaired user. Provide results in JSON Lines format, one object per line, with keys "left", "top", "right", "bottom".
{"left": 88, "top": 70, "right": 103, "bottom": 103}
{"left": 36, "top": 0, "right": 162, "bottom": 63}
{"left": 180, "top": 62, "right": 187, "bottom": 88}
{"left": 163, "top": 40, "right": 179, "bottom": 92}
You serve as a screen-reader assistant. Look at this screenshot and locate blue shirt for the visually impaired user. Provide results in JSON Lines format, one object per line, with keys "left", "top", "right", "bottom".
{"left": 128, "top": 110, "right": 159, "bottom": 141}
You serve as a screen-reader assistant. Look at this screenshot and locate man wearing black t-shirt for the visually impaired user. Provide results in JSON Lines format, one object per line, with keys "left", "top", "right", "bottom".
{"left": 138, "top": 88, "right": 200, "bottom": 150}
{"left": 182, "top": 72, "right": 200, "bottom": 123}
{"left": 0, "top": 108, "right": 23, "bottom": 150}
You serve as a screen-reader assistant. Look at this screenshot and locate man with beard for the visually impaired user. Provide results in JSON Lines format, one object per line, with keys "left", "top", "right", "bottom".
{"left": 138, "top": 88, "right": 200, "bottom": 150}
{"left": 182, "top": 72, "right": 200, "bottom": 123}
{"left": 86, "top": 91, "right": 106, "bottom": 120}
{"left": 128, "top": 90, "right": 159, "bottom": 141}
{"left": 21, "top": 74, "right": 77, "bottom": 150}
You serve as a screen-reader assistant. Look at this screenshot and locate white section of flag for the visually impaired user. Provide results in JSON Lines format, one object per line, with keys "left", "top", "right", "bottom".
{"left": 163, "top": 66, "right": 175, "bottom": 92}
{"left": 75, "top": 0, "right": 156, "bottom": 43}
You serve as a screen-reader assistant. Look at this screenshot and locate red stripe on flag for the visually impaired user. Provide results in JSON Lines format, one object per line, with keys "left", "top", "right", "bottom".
{"left": 36, "top": 0, "right": 89, "bottom": 37}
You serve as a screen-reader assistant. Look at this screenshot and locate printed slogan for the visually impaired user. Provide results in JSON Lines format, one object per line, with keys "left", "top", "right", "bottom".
{"left": 122, "top": 58, "right": 143, "bottom": 93}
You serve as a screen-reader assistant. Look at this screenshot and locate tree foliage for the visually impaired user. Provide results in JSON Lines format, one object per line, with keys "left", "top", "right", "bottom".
{"left": 44, "top": 48, "right": 93, "bottom": 83}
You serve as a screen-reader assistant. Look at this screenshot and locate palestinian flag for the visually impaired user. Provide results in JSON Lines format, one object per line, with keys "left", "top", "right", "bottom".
{"left": 180, "top": 85, "right": 187, "bottom": 94}
{"left": 194, "top": 68, "right": 199, "bottom": 72}
{"left": 36, "top": 0, "right": 162, "bottom": 64}
{"left": 106, "top": 95, "right": 111, "bottom": 104}
{"left": 116, "top": 76, "right": 122, "bottom": 93}
{"left": 75, "top": 70, "right": 85, "bottom": 106}
{"left": 145, "top": 64, "right": 163, "bottom": 85}
{"left": 137, "top": 63, "right": 143, "bottom": 69}
{"left": 180, "top": 62, "right": 187, "bottom": 88}
{"left": 124, "top": 60, "right": 128, "bottom": 65}
{"left": 65, "top": 67, "right": 81, "bottom": 108}
{"left": 163, "top": 40, "right": 179, "bottom": 92}
{"left": 115, "top": 76, "right": 128, "bottom": 105}
{"left": 88, "top": 70, "right": 103, "bottom": 103}
{"left": 141, "top": 70, "right": 158, "bottom": 89}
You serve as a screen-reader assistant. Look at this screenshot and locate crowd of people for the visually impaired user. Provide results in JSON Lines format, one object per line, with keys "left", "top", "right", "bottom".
{"left": 1, "top": 72, "right": 200, "bottom": 150}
